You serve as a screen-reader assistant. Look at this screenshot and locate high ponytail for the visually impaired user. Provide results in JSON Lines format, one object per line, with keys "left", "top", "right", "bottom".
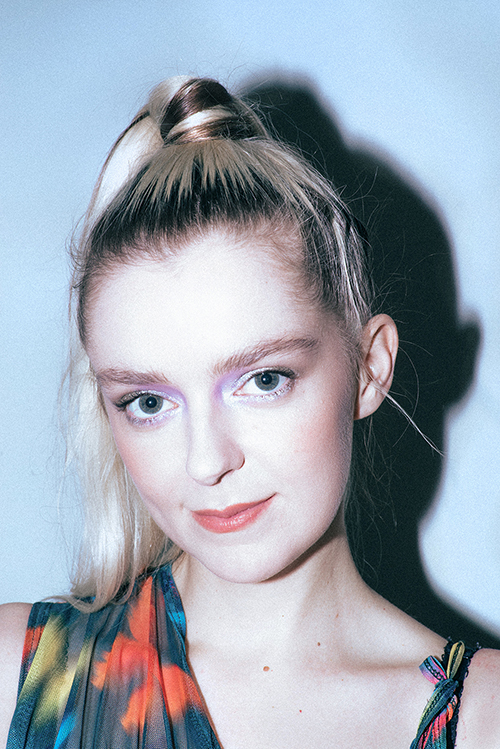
{"left": 82, "top": 77, "right": 267, "bottom": 230}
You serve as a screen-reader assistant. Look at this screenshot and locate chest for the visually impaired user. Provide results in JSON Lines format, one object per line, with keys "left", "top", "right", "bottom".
{"left": 188, "top": 650, "right": 435, "bottom": 749}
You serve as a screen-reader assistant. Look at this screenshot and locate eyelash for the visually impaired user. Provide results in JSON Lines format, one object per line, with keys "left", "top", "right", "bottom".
{"left": 112, "top": 368, "right": 297, "bottom": 426}
{"left": 113, "top": 390, "right": 178, "bottom": 426}
{"left": 234, "top": 368, "right": 296, "bottom": 400}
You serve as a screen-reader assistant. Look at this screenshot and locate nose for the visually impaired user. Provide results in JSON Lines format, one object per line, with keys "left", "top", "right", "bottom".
{"left": 185, "top": 407, "right": 245, "bottom": 486}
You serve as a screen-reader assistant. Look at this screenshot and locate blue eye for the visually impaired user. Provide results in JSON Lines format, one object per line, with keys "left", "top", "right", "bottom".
{"left": 137, "top": 395, "right": 164, "bottom": 414}
{"left": 125, "top": 393, "right": 177, "bottom": 422}
{"left": 235, "top": 370, "right": 295, "bottom": 398}
{"left": 253, "top": 372, "right": 282, "bottom": 391}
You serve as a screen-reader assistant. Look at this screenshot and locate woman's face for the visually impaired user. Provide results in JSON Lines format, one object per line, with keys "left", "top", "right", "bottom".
{"left": 86, "top": 231, "right": 358, "bottom": 583}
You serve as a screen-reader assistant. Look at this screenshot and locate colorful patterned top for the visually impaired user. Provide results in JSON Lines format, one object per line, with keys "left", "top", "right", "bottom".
{"left": 7, "top": 565, "right": 477, "bottom": 749}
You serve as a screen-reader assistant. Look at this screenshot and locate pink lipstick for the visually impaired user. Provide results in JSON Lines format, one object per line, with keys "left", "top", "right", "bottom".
{"left": 192, "top": 497, "right": 273, "bottom": 533}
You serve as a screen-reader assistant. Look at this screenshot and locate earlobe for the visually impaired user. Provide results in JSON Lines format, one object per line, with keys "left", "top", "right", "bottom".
{"left": 354, "top": 314, "right": 398, "bottom": 420}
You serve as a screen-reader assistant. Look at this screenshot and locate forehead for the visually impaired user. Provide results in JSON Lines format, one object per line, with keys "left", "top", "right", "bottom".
{"left": 86, "top": 232, "right": 331, "bottom": 370}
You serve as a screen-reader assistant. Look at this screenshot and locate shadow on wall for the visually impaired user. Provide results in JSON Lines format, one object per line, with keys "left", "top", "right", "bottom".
{"left": 243, "top": 75, "right": 498, "bottom": 648}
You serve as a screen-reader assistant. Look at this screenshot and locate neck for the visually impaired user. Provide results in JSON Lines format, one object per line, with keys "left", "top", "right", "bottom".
{"left": 172, "top": 521, "right": 373, "bottom": 659}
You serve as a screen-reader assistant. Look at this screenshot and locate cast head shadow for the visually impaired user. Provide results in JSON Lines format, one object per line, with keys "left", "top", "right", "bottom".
{"left": 243, "top": 74, "right": 496, "bottom": 648}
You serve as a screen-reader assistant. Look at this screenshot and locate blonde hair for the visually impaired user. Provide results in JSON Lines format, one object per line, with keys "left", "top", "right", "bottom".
{"left": 67, "top": 77, "right": 375, "bottom": 610}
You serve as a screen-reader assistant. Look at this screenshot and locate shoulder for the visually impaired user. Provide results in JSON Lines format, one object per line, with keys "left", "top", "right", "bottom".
{"left": 0, "top": 602, "right": 32, "bottom": 749}
{"left": 457, "top": 647, "right": 500, "bottom": 747}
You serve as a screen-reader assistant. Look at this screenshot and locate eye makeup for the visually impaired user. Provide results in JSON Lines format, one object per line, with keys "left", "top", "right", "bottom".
{"left": 108, "top": 364, "right": 298, "bottom": 429}
{"left": 112, "top": 387, "right": 181, "bottom": 427}
{"left": 231, "top": 367, "right": 297, "bottom": 401}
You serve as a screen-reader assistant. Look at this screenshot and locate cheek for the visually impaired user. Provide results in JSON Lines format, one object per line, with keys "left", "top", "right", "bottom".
{"left": 289, "top": 390, "right": 354, "bottom": 471}
{"left": 106, "top": 416, "right": 176, "bottom": 503}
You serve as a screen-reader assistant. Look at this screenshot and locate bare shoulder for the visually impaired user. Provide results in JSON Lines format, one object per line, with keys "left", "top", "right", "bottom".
{"left": 0, "top": 602, "right": 32, "bottom": 749}
{"left": 457, "top": 648, "right": 500, "bottom": 747}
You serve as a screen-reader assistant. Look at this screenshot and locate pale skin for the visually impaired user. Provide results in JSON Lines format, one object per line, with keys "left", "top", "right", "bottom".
{"left": 1, "top": 229, "right": 499, "bottom": 748}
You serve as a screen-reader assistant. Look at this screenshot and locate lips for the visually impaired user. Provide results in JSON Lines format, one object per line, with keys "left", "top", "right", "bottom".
{"left": 192, "top": 496, "right": 273, "bottom": 533}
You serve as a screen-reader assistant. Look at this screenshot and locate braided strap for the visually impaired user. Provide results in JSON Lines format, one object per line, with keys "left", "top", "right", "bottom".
{"left": 410, "top": 641, "right": 465, "bottom": 749}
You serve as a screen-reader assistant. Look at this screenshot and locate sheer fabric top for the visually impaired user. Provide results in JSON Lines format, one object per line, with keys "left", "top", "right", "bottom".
{"left": 7, "top": 566, "right": 476, "bottom": 749}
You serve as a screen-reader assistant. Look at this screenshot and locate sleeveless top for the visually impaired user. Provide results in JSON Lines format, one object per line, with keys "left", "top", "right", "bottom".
{"left": 7, "top": 565, "right": 478, "bottom": 749}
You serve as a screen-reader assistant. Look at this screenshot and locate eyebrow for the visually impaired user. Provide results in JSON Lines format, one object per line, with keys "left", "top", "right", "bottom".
{"left": 95, "top": 367, "right": 173, "bottom": 388}
{"left": 212, "top": 335, "right": 319, "bottom": 376}
{"left": 95, "top": 335, "right": 319, "bottom": 388}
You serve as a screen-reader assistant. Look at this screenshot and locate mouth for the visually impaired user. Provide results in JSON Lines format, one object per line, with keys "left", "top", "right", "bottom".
{"left": 192, "top": 496, "right": 274, "bottom": 534}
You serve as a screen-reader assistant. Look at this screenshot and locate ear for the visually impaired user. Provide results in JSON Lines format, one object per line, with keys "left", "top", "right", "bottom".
{"left": 354, "top": 314, "right": 398, "bottom": 420}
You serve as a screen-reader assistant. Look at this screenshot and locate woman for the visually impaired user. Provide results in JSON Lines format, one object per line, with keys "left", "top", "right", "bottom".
{"left": 1, "top": 77, "right": 499, "bottom": 748}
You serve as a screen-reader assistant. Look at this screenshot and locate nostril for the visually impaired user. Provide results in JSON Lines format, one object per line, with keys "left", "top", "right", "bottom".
{"left": 185, "top": 426, "right": 245, "bottom": 486}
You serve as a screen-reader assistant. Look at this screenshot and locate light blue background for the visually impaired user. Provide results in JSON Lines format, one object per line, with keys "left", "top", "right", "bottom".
{"left": 1, "top": 0, "right": 499, "bottom": 634}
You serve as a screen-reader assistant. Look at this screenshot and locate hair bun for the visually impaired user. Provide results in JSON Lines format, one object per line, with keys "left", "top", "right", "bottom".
{"left": 147, "top": 77, "right": 267, "bottom": 144}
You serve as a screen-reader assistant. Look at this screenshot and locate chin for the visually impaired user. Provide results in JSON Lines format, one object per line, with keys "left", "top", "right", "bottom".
{"left": 188, "top": 543, "right": 311, "bottom": 586}
{"left": 175, "top": 510, "right": 343, "bottom": 586}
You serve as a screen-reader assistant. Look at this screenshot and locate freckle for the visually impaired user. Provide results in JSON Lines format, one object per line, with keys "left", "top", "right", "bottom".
{"left": 263, "top": 666, "right": 270, "bottom": 672}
